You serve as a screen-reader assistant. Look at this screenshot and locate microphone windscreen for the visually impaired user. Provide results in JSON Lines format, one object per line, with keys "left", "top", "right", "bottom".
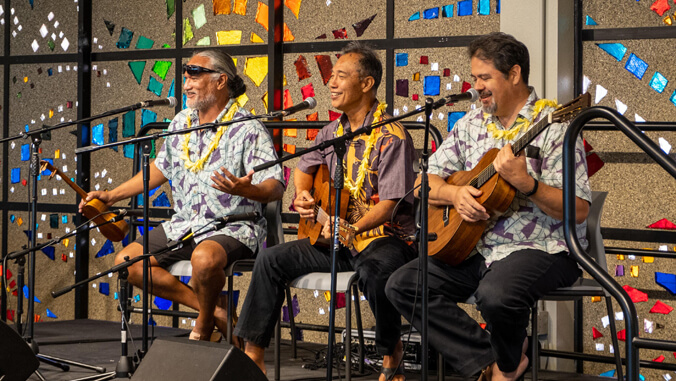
{"left": 167, "top": 96, "right": 178, "bottom": 107}
{"left": 305, "top": 97, "right": 317, "bottom": 109}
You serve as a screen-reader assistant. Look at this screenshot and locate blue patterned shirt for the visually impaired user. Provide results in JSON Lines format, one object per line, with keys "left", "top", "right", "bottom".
{"left": 154, "top": 99, "right": 285, "bottom": 252}
{"left": 429, "top": 89, "right": 592, "bottom": 264}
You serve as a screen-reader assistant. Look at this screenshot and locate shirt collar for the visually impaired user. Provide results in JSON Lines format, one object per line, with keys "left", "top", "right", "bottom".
{"left": 188, "top": 98, "right": 237, "bottom": 125}
{"left": 338, "top": 100, "right": 381, "bottom": 132}
{"left": 483, "top": 87, "right": 538, "bottom": 129}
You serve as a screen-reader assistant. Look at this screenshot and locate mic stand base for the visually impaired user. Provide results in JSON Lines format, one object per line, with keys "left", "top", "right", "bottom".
{"left": 115, "top": 269, "right": 137, "bottom": 378}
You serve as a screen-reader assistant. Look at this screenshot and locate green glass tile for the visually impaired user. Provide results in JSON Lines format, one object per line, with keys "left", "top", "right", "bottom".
{"left": 128, "top": 61, "right": 146, "bottom": 85}
{"left": 47, "top": 40, "right": 55, "bottom": 51}
{"left": 123, "top": 110, "right": 136, "bottom": 138}
{"left": 136, "top": 35, "right": 155, "bottom": 49}
{"left": 49, "top": 214, "right": 59, "bottom": 229}
{"left": 162, "top": 43, "right": 171, "bottom": 48}
{"left": 152, "top": 61, "right": 172, "bottom": 81}
{"left": 196, "top": 36, "right": 211, "bottom": 46}
{"left": 183, "top": 18, "right": 194, "bottom": 45}
{"left": 148, "top": 76, "right": 164, "bottom": 96}
{"left": 192, "top": 4, "right": 207, "bottom": 29}
{"left": 166, "top": 0, "right": 175, "bottom": 19}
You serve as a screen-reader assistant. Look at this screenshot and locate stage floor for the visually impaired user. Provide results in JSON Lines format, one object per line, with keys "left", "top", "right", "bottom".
{"left": 14, "top": 319, "right": 606, "bottom": 380}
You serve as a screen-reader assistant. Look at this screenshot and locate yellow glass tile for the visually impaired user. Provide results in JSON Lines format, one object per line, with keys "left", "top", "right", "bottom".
{"left": 642, "top": 256, "right": 654, "bottom": 263}
{"left": 324, "top": 290, "right": 331, "bottom": 302}
{"left": 616, "top": 255, "right": 625, "bottom": 260}
{"left": 413, "top": 72, "right": 420, "bottom": 81}
{"left": 216, "top": 30, "right": 243, "bottom": 45}
{"left": 630, "top": 265, "right": 639, "bottom": 277}
{"left": 591, "top": 296, "right": 602, "bottom": 303}
{"left": 250, "top": 32, "right": 264, "bottom": 43}
{"left": 249, "top": 108, "right": 256, "bottom": 115}
{"left": 283, "top": 75, "right": 287, "bottom": 87}
{"left": 284, "top": 128, "right": 297, "bottom": 138}
{"left": 233, "top": 0, "right": 247, "bottom": 15}
{"left": 213, "top": 0, "right": 232, "bottom": 15}
{"left": 664, "top": 15, "right": 673, "bottom": 26}
{"left": 49, "top": 109, "right": 54, "bottom": 118}
{"left": 23, "top": 76, "right": 28, "bottom": 83}
{"left": 233, "top": 58, "right": 237, "bottom": 67}
{"left": 244, "top": 56, "right": 269, "bottom": 87}
{"left": 236, "top": 92, "right": 249, "bottom": 107}
{"left": 261, "top": 91, "right": 268, "bottom": 111}
{"left": 54, "top": 149, "right": 60, "bottom": 159}
{"left": 17, "top": 217, "right": 23, "bottom": 226}
{"left": 63, "top": 238, "right": 70, "bottom": 248}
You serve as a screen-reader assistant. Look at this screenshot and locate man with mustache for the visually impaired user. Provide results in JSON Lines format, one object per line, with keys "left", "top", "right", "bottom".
{"left": 386, "top": 32, "right": 591, "bottom": 381}
{"left": 81, "top": 50, "right": 285, "bottom": 345}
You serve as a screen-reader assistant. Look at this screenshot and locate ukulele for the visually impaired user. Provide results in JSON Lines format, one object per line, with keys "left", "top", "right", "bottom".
{"left": 40, "top": 160, "right": 129, "bottom": 242}
{"left": 297, "top": 165, "right": 357, "bottom": 249}
{"left": 428, "top": 93, "right": 591, "bottom": 265}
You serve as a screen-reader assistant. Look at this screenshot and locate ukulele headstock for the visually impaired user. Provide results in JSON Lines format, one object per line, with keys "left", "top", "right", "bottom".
{"left": 552, "top": 92, "right": 591, "bottom": 124}
{"left": 338, "top": 219, "right": 358, "bottom": 249}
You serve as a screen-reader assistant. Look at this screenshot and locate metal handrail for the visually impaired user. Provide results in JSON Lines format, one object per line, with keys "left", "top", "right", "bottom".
{"left": 563, "top": 106, "right": 676, "bottom": 381}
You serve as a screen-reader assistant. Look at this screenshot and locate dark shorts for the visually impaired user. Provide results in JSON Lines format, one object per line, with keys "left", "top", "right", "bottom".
{"left": 133, "top": 225, "right": 255, "bottom": 270}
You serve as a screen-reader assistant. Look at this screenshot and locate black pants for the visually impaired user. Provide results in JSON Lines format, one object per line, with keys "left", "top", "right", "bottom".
{"left": 386, "top": 249, "right": 581, "bottom": 377}
{"left": 235, "top": 236, "right": 417, "bottom": 355}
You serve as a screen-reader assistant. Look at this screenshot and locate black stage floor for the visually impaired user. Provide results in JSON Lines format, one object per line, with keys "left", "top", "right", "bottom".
{"left": 10, "top": 320, "right": 606, "bottom": 380}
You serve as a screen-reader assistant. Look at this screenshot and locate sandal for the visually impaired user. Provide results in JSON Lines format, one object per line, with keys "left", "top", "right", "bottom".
{"left": 189, "top": 329, "right": 222, "bottom": 343}
{"left": 381, "top": 364, "right": 405, "bottom": 381}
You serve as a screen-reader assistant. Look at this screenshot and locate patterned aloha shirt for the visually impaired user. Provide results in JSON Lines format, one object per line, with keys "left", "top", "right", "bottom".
{"left": 297, "top": 101, "right": 418, "bottom": 254}
{"left": 154, "top": 98, "right": 285, "bottom": 253}
{"left": 429, "top": 89, "right": 592, "bottom": 265}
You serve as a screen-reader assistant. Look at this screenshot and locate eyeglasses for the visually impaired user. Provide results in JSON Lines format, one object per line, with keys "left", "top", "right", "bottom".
{"left": 182, "top": 64, "right": 220, "bottom": 76}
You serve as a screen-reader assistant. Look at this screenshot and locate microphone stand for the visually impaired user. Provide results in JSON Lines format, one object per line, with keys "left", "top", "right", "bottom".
{"left": 253, "top": 101, "right": 445, "bottom": 380}
{"left": 0, "top": 106, "right": 153, "bottom": 378}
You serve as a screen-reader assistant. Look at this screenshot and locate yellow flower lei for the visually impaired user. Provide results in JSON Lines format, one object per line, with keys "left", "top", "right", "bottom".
{"left": 484, "top": 98, "right": 559, "bottom": 140}
{"left": 181, "top": 100, "right": 240, "bottom": 172}
{"left": 335, "top": 102, "right": 387, "bottom": 199}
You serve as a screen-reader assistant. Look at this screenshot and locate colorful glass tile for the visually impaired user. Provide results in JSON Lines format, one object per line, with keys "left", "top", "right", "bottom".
{"left": 301, "top": 83, "right": 315, "bottom": 99}
{"left": 585, "top": 15, "right": 598, "bottom": 26}
{"left": 154, "top": 296, "right": 172, "bottom": 310}
{"left": 650, "top": 0, "right": 671, "bottom": 16}
{"left": 655, "top": 272, "right": 676, "bottom": 294}
{"left": 478, "top": 0, "right": 490, "bottom": 15}
{"left": 315, "top": 55, "right": 333, "bottom": 85}
{"left": 413, "top": 72, "right": 420, "bottom": 81}
{"left": 152, "top": 191, "right": 171, "bottom": 207}
{"left": 649, "top": 72, "right": 668, "bottom": 93}
{"left": 234, "top": 0, "right": 247, "bottom": 15}
{"left": 123, "top": 110, "right": 136, "bottom": 137}
{"left": 196, "top": 36, "right": 211, "bottom": 46}
{"left": 41, "top": 246, "right": 55, "bottom": 260}
{"left": 396, "top": 53, "right": 408, "bottom": 67}
{"left": 168, "top": 79, "right": 175, "bottom": 98}
{"left": 109, "top": 117, "right": 118, "bottom": 151}
{"left": 147, "top": 77, "right": 163, "bottom": 96}
{"left": 46, "top": 309, "right": 57, "bottom": 319}
{"left": 294, "top": 55, "right": 311, "bottom": 81}
{"left": 128, "top": 61, "right": 146, "bottom": 85}
{"left": 625, "top": 53, "right": 648, "bottom": 80}
{"left": 21, "top": 144, "right": 29, "bottom": 161}
{"left": 596, "top": 43, "right": 627, "bottom": 62}
{"left": 286, "top": 0, "right": 301, "bottom": 18}
{"left": 213, "top": 0, "right": 231, "bottom": 15}
{"left": 283, "top": 23, "right": 295, "bottom": 42}
{"left": 23, "top": 286, "right": 41, "bottom": 303}
{"left": 255, "top": 2, "right": 269, "bottom": 31}
{"left": 409, "top": 12, "right": 420, "bottom": 21}
{"left": 396, "top": 79, "right": 409, "bottom": 97}
{"left": 442, "top": 4, "right": 454, "bottom": 17}
{"left": 50, "top": 214, "right": 59, "bottom": 229}
{"left": 92, "top": 123, "right": 104, "bottom": 145}
{"left": 99, "top": 282, "right": 110, "bottom": 296}
{"left": 458, "top": 0, "right": 473, "bottom": 16}
{"left": 670, "top": 90, "right": 676, "bottom": 107}
{"left": 136, "top": 35, "right": 154, "bottom": 49}
{"left": 353, "top": 14, "right": 376, "bottom": 37}
{"left": 95, "top": 240, "right": 115, "bottom": 258}
{"left": 183, "top": 18, "right": 194, "bottom": 45}
{"left": 423, "top": 7, "right": 439, "bottom": 19}
{"left": 104, "top": 19, "right": 115, "bottom": 35}
{"left": 217, "top": 30, "right": 243, "bottom": 45}
{"left": 152, "top": 61, "right": 172, "bottom": 80}
{"left": 193, "top": 4, "right": 207, "bottom": 29}
{"left": 615, "top": 265, "right": 625, "bottom": 276}
{"left": 142, "top": 109, "right": 157, "bottom": 127}
{"left": 250, "top": 32, "right": 263, "bottom": 43}
{"left": 332, "top": 28, "right": 348, "bottom": 39}
{"left": 116, "top": 27, "right": 133, "bottom": 49}
{"left": 11, "top": 168, "right": 20, "bottom": 183}
{"left": 447, "top": 111, "right": 467, "bottom": 131}
{"left": 244, "top": 56, "right": 268, "bottom": 87}
{"left": 329, "top": 110, "right": 341, "bottom": 121}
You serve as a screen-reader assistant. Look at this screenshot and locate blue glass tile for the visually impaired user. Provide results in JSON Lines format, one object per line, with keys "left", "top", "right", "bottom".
{"left": 24, "top": 124, "right": 29, "bottom": 132}
{"left": 596, "top": 43, "right": 627, "bottom": 62}
{"left": 408, "top": 12, "right": 420, "bottom": 21}
{"left": 182, "top": 93, "right": 187, "bottom": 109}
{"left": 478, "top": 0, "right": 490, "bottom": 15}
{"left": 649, "top": 72, "right": 668, "bottom": 93}
{"left": 152, "top": 191, "right": 171, "bottom": 207}
{"left": 47, "top": 68, "right": 53, "bottom": 76}
{"left": 141, "top": 109, "right": 157, "bottom": 126}
{"left": 670, "top": 90, "right": 676, "bottom": 108}
{"left": 180, "top": 276, "right": 191, "bottom": 284}
{"left": 41, "top": 159, "right": 53, "bottom": 176}
{"left": 41, "top": 246, "right": 55, "bottom": 260}
{"left": 62, "top": 215, "right": 68, "bottom": 224}
{"left": 116, "top": 27, "right": 134, "bottom": 49}
{"left": 10, "top": 215, "right": 15, "bottom": 223}
{"left": 585, "top": 15, "right": 598, "bottom": 25}
{"left": 599, "top": 370, "right": 616, "bottom": 378}
{"left": 624, "top": 53, "right": 648, "bottom": 80}
{"left": 168, "top": 79, "right": 175, "bottom": 98}
{"left": 496, "top": 0, "right": 500, "bottom": 13}
{"left": 447, "top": 111, "right": 467, "bottom": 132}
{"left": 95, "top": 239, "right": 115, "bottom": 258}
{"left": 11, "top": 168, "right": 20, "bottom": 183}
{"left": 441, "top": 4, "right": 454, "bottom": 17}
{"left": 154, "top": 296, "right": 172, "bottom": 310}
{"left": 46, "top": 308, "right": 58, "bottom": 318}
{"left": 423, "top": 7, "right": 439, "bottom": 19}
{"left": 123, "top": 110, "right": 136, "bottom": 137}
{"left": 20, "top": 144, "right": 30, "bottom": 161}
{"left": 23, "top": 285, "right": 41, "bottom": 303}
{"left": 147, "top": 76, "right": 163, "bottom": 97}
{"left": 134, "top": 294, "right": 141, "bottom": 302}
{"left": 99, "top": 282, "right": 110, "bottom": 296}
{"left": 123, "top": 144, "right": 135, "bottom": 159}
{"left": 395, "top": 53, "right": 408, "bottom": 67}
{"left": 92, "top": 123, "right": 104, "bottom": 145}
{"left": 655, "top": 272, "right": 676, "bottom": 294}
{"left": 423, "top": 76, "right": 440, "bottom": 96}
{"left": 109, "top": 117, "right": 118, "bottom": 151}
{"left": 458, "top": 0, "right": 473, "bottom": 16}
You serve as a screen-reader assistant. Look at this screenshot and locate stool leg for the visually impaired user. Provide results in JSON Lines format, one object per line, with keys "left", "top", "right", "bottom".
{"left": 353, "top": 284, "right": 364, "bottom": 374}
{"left": 227, "top": 276, "right": 234, "bottom": 344}
{"left": 285, "top": 287, "right": 297, "bottom": 358}
{"left": 532, "top": 305, "right": 539, "bottom": 381}
{"left": 346, "top": 285, "right": 352, "bottom": 381}
{"left": 275, "top": 318, "right": 281, "bottom": 381}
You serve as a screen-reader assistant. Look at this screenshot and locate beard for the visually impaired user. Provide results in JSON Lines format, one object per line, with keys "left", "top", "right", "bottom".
{"left": 186, "top": 91, "right": 217, "bottom": 111}
{"left": 480, "top": 90, "right": 497, "bottom": 114}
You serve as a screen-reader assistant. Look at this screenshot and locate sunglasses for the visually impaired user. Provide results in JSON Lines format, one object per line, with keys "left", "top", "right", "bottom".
{"left": 182, "top": 64, "right": 220, "bottom": 76}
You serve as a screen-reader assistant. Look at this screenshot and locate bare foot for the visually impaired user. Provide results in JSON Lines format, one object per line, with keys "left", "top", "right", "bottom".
{"left": 213, "top": 294, "right": 243, "bottom": 348}
{"left": 379, "top": 340, "right": 405, "bottom": 381}
{"left": 244, "top": 342, "right": 267, "bottom": 375}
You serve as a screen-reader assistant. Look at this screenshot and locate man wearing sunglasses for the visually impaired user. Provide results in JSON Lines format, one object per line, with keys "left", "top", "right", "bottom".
{"left": 80, "top": 50, "right": 285, "bottom": 345}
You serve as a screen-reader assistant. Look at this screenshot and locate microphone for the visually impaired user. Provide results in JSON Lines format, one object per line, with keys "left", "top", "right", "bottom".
{"left": 433, "top": 88, "right": 479, "bottom": 108}
{"left": 271, "top": 97, "right": 317, "bottom": 117}
{"left": 138, "top": 97, "right": 178, "bottom": 108}
{"left": 111, "top": 209, "right": 146, "bottom": 222}
{"left": 214, "top": 212, "right": 261, "bottom": 226}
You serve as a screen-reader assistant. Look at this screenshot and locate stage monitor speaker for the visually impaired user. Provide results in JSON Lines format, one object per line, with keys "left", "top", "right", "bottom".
{"left": 0, "top": 320, "right": 39, "bottom": 381}
{"left": 131, "top": 337, "right": 267, "bottom": 381}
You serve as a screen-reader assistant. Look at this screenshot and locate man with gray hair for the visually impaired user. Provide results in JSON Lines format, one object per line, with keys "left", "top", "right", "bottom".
{"left": 80, "top": 49, "right": 285, "bottom": 344}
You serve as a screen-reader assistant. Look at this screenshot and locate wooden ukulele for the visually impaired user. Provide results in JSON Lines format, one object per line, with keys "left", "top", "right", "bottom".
{"left": 428, "top": 93, "right": 591, "bottom": 265}
{"left": 40, "top": 160, "right": 129, "bottom": 242}
{"left": 297, "top": 165, "right": 358, "bottom": 249}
